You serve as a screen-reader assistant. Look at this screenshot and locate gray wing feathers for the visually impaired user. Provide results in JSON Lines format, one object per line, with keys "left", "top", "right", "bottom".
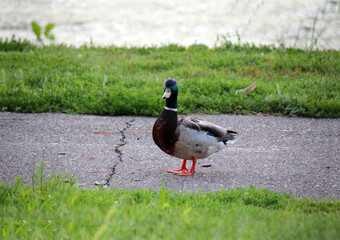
{"left": 178, "top": 117, "right": 237, "bottom": 141}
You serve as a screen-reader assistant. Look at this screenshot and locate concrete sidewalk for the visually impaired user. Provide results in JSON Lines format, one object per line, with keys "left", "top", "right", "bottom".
{"left": 0, "top": 112, "right": 339, "bottom": 199}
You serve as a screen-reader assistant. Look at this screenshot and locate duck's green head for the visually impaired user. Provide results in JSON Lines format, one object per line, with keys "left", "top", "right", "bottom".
{"left": 162, "top": 79, "right": 178, "bottom": 109}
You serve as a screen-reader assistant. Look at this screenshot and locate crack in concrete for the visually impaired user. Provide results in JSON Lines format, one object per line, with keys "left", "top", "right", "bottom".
{"left": 105, "top": 118, "right": 135, "bottom": 186}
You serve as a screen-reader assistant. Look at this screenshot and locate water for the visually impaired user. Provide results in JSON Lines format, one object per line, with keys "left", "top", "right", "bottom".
{"left": 0, "top": 0, "right": 339, "bottom": 49}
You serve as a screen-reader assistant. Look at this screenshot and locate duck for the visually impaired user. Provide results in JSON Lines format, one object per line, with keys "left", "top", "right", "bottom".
{"left": 152, "top": 79, "right": 237, "bottom": 176}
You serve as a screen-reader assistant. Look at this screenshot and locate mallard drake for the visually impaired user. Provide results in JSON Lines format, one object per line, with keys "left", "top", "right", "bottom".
{"left": 152, "top": 79, "right": 237, "bottom": 176}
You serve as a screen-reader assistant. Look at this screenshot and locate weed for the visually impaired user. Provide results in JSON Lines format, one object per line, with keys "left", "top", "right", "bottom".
{"left": 31, "top": 21, "right": 55, "bottom": 42}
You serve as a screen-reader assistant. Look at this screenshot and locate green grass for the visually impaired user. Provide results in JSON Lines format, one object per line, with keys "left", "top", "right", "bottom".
{"left": 0, "top": 164, "right": 339, "bottom": 240}
{"left": 0, "top": 38, "right": 339, "bottom": 117}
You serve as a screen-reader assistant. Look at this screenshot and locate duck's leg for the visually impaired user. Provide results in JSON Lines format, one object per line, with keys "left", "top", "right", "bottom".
{"left": 167, "top": 159, "right": 188, "bottom": 173}
{"left": 176, "top": 157, "right": 197, "bottom": 176}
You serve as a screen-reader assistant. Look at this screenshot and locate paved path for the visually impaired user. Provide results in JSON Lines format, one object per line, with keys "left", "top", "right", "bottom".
{"left": 0, "top": 112, "right": 339, "bottom": 199}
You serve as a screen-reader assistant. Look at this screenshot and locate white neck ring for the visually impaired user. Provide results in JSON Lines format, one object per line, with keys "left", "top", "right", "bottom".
{"left": 164, "top": 106, "right": 177, "bottom": 112}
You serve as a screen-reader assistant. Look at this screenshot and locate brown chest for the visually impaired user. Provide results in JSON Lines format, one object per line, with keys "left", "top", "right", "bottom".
{"left": 152, "top": 110, "right": 178, "bottom": 156}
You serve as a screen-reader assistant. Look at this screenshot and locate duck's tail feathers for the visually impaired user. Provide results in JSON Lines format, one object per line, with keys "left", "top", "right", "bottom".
{"left": 217, "top": 130, "right": 238, "bottom": 145}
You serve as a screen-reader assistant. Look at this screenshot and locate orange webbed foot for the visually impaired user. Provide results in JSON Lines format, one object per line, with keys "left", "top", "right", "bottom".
{"left": 167, "top": 168, "right": 188, "bottom": 173}
{"left": 169, "top": 157, "right": 197, "bottom": 176}
{"left": 175, "top": 171, "right": 194, "bottom": 176}
{"left": 167, "top": 159, "right": 188, "bottom": 173}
